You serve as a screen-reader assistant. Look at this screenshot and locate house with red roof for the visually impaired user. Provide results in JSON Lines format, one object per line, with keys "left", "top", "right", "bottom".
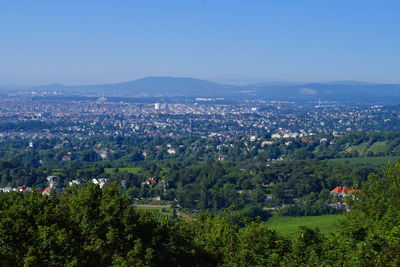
{"left": 42, "top": 187, "right": 53, "bottom": 195}
{"left": 331, "top": 186, "right": 342, "bottom": 194}
{"left": 331, "top": 186, "right": 360, "bottom": 197}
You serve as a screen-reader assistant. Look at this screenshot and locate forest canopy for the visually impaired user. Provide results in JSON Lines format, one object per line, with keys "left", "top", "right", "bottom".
{"left": 0, "top": 162, "right": 399, "bottom": 266}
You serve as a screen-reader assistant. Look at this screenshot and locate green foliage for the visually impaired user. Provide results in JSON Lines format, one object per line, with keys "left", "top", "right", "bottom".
{"left": 0, "top": 183, "right": 203, "bottom": 266}
{"left": 328, "top": 155, "right": 400, "bottom": 166}
{"left": 339, "top": 161, "right": 400, "bottom": 266}
{"left": 235, "top": 222, "right": 290, "bottom": 266}
{"left": 1, "top": 133, "right": 400, "bottom": 265}
{"left": 104, "top": 167, "right": 142, "bottom": 174}
{"left": 221, "top": 205, "right": 271, "bottom": 227}
{"left": 0, "top": 160, "right": 400, "bottom": 266}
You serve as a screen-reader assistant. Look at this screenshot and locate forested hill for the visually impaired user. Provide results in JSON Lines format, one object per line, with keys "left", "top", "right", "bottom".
{"left": 30, "top": 77, "right": 238, "bottom": 97}
{"left": 1, "top": 162, "right": 400, "bottom": 266}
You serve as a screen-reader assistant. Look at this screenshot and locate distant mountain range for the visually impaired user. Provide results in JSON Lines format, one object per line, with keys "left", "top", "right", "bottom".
{"left": 3, "top": 76, "right": 400, "bottom": 102}
{"left": 30, "top": 77, "right": 237, "bottom": 97}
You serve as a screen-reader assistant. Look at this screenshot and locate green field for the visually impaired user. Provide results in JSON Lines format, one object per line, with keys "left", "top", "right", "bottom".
{"left": 368, "top": 142, "right": 389, "bottom": 154}
{"left": 328, "top": 156, "right": 400, "bottom": 166}
{"left": 267, "top": 214, "right": 345, "bottom": 235}
{"left": 104, "top": 167, "right": 142, "bottom": 174}
{"left": 345, "top": 141, "right": 390, "bottom": 157}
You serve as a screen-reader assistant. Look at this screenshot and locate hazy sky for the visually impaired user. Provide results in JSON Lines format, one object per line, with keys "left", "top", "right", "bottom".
{"left": 1, "top": 0, "right": 399, "bottom": 85}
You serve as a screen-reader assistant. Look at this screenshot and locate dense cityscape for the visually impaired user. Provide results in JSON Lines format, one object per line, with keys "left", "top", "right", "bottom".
{"left": 1, "top": 95, "right": 399, "bottom": 140}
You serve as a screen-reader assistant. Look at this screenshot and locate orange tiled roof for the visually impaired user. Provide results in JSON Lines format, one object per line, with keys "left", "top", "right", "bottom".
{"left": 331, "top": 186, "right": 343, "bottom": 193}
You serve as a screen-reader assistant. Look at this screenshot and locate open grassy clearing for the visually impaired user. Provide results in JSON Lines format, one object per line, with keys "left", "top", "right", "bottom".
{"left": 267, "top": 214, "right": 345, "bottom": 236}
{"left": 328, "top": 156, "right": 400, "bottom": 166}
{"left": 344, "top": 141, "right": 390, "bottom": 157}
{"left": 368, "top": 141, "right": 389, "bottom": 154}
{"left": 104, "top": 167, "right": 142, "bottom": 174}
{"left": 345, "top": 142, "right": 369, "bottom": 155}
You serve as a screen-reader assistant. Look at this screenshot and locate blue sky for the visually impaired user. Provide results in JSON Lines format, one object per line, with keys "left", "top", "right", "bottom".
{"left": 0, "top": 0, "right": 399, "bottom": 85}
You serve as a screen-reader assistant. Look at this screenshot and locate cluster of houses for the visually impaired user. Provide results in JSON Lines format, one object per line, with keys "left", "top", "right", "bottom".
{"left": 0, "top": 185, "right": 57, "bottom": 195}
{"left": 0, "top": 185, "right": 34, "bottom": 193}
{"left": 0, "top": 176, "right": 59, "bottom": 195}
{"left": 0, "top": 176, "right": 111, "bottom": 195}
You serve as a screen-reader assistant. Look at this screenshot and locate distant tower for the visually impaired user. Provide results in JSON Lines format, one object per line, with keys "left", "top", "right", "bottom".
{"left": 315, "top": 98, "right": 321, "bottom": 108}
{"left": 28, "top": 141, "right": 34, "bottom": 149}
{"left": 154, "top": 103, "right": 160, "bottom": 110}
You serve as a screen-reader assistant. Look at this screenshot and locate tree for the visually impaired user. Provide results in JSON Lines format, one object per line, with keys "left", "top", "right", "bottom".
{"left": 341, "top": 161, "right": 400, "bottom": 265}
{"left": 234, "top": 223, "right": 289, "bottom": 266}
{"left": 0, "top": 183, "right": 205, "bottom": 266}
